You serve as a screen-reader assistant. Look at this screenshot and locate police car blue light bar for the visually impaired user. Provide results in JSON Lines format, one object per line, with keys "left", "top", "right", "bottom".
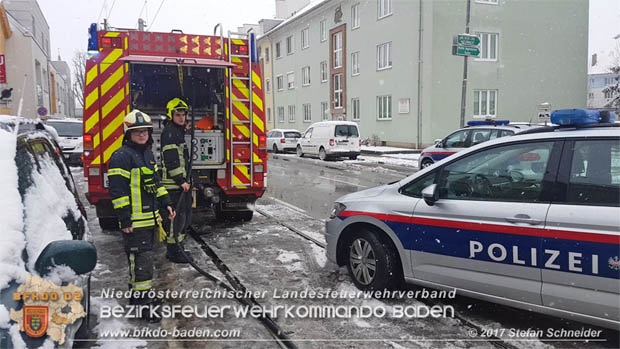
{"left": 551, "top": 109, "right": 616, "bottom": 126}
{"left": 467, "top": 120, "right": 510, "bottom": 126}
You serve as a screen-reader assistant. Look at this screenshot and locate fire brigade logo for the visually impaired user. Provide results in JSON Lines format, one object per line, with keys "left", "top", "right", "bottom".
{"left": 609, "top": 256, "right": 619, "bottom": 270}
{"left": 23, "top": 306, "right": 49, "bottom": 337}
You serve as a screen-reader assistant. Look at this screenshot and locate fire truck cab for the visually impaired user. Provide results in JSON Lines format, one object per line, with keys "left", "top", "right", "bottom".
{"left": 83, "top": 24, "right": 267, "bottom": 229}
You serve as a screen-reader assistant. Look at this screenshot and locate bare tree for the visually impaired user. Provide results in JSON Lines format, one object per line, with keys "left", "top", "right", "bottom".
{"left": 602, "top": 43, "right": 620, "bottom": 113}
{"left": 72, "top": 51, "right": 87, "bottom": 108}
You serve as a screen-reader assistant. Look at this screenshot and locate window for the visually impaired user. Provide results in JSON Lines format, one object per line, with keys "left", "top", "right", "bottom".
{"left": 476, "top": 32, "right": 498, "bottom": 61}
{"left": 301, "top": 28, "right": 310, "bottom": 49}
{"left": 352, "top": 3, "right": 360, "bottom": 29}
{"left": 470, "top": 129, "right": 492, "bottom": 146}
{"left": 377, "top": 95, "right": 392, "bottom": 120}
{"left": 288, "top": 105, "right": 296, "bottom": 122}
{"left": 334, "top": 74, "right": 343, "bottom": 109}
{"left": 265, "top": 47, "right": 270, "bottom": 62}
{"left": 303, "top": 103, "right": 312, "bottom": 122}
{"left": 335, "top": 125, "right": 359, "bottom": 137}
{"left": 278, "top": 107, "right": 285, "bottom": 122}
{"left": 473, "top": 90, "right": 497, "bottom": 117}
{"left": 267, "top": 108, "right": 271, "bottom": 122}
{"left": 378, "top": 0, "right": 392, "bottom": 18}
{"left": 302, "top": 66, "right": 311, "bottom": 86}
{"left": 588, "top": 92, "right": 594, "bottom": 99}
{"left": 286, "top": 35, "right": 294, "bottom": 55}
{"left": 352, "top": 52, "right": 360, "bottom": 76}
{"left": 321, "top": 102, "right": 329, "bottom": 120}
{"left": 604, "top": 90, "right": 614, "bottom": 99}
{"left": 438, "top": 141, "right": 554, "bottom": 202}
{"left": 401, "top": 171, "right": 438, "bottom": 198}
{"left": 398, "top": 98, "right": 410, "bottom": 114}
{"left": 287, "top": 72, "right": 295, "bottom": 89}
{"left": 566, "top": 140, "right": 620, "bottom": 206}
{"left": 276, "top": 75, "right": 284, "bottom": 91}
{"left": 266, "top": 79, "right": 271, "bottom": 93}
{"left": 443, "top": 130, "right": 470, "bottom": 148}
{"left": 320, "top": 20, "right": 327, "bottom": 42}
{"left": 320, "top": 61, "right": 328, "bottom": 82}
{"left": 604, "top": 77, "right": 614, "bottom": 85}
{"left": 377, "top": 42, "right": 392, "bottom": 70}
{"left": 333, "top": 32, "right": 343, "bottom": 68}
{"left": 276, "top": 42, "right": 281, "bottom": 58}
{"left": 352, "top": 98, "right": 360, "bottom": 120}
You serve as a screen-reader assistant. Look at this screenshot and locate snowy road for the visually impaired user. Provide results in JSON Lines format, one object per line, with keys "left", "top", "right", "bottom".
{"left": 70, "top": 165, "right": 619, "bottom": 349}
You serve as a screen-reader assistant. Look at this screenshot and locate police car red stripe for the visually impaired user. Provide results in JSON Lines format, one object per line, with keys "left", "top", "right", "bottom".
{"left": 338, "top": 211, "right": 620, "bottom": 245}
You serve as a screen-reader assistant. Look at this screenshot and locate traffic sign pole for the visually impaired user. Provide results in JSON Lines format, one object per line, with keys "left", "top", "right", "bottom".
{"left": 459, "top": 0, "right": 471, "bottom": 128}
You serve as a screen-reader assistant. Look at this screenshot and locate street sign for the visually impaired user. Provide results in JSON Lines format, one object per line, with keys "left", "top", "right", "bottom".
{"left": 538, "top": 102, "right": 551, "bottom": 121}
{"left": 452, "top": 45, "right": 480, "bottom": 57}
{"left": 456, "top": 34, "right": 480, "bottom": 46}
{"left": 37, "top": 106, "right": 48, "bottom": 117}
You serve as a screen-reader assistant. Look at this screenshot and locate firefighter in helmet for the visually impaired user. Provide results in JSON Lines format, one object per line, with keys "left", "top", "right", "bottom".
{"left": 108, "top": 109, "right": 175, "bottom": 321}
{"left": 160, "top": 97, "right": 193, "bottom": 263}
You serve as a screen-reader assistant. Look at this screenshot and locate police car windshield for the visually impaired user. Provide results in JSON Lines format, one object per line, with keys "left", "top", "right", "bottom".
{"left": 47, "top": 121, "right": 82, "bottom": 137}
{"left": 335, "top": 125, "right": 359, "bottom": 138}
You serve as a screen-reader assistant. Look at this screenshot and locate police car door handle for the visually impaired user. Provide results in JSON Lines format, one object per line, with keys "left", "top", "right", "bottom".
{"left": 505, "top": 214, "right": 542, "bottom": 225}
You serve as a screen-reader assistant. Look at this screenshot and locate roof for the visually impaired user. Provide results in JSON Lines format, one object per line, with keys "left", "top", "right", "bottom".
{"left": 262, "top": 0, "right": 332, "bottom": 37}
{"left": 271, "top": 128, "right": 302, "bottom": 132}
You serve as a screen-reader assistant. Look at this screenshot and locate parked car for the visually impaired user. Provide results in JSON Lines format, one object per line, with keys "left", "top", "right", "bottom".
{"left": 418, "top": 120, "right": 541, "bottom": 169}
{"left": 0, "top": 117, "right": 96, "bottom": 348}
{"left": 44, "top": 118, "right": 84, "bottom": 166}
{"left": 267, "top": 129, "right": 302, "bottom": 153}
{"left": 296, "top": 121, "right": 361, "bottom": 161}
{"left": 326, "top": 109, "right": 619, "bottom": 330}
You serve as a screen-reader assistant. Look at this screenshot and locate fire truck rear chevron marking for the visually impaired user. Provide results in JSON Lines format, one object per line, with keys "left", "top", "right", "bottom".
{"left": 101, "top": 65, "right": 124, "bottom": 96}
{"left": 252, "top": 71, "right": 262, "bottom": 90}
{"left": 86, "top": 66, "right": 98, "bottom": 85}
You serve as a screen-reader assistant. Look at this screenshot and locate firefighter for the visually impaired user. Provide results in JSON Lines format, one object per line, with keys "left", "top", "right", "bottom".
{"left": 108, "top": 109, "right": 175, "bottom": 321}
{"left": 161, "top": 97, "right": 193, "bottom": 263}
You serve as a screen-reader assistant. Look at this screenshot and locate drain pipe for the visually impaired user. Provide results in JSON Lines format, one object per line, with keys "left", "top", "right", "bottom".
{"left": 416, "top": 0, "right": 424, "bottom": 149}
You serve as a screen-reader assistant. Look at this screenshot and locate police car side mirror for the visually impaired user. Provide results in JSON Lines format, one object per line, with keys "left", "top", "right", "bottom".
{"left": 35, "top": 240, "right": 97, "bottom": 277}
{"left": 434, "top": 139, "right": 442, "bottom": 148}
{"left": 422, "top": 184, "right": 439, "bottom": 206}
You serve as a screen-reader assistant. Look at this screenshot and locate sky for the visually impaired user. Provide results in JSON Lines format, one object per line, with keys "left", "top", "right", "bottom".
{"left": 34, "top": 0, "right": 620, "bottom": 76}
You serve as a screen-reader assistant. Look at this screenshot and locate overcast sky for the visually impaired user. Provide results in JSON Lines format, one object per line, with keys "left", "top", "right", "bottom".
{"left": 36, "top": 0, "right": 619, "bottom": 75}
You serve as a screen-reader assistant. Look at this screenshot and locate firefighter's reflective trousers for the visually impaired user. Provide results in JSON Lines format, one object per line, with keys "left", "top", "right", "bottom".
{"left": 123, "top": 227, "right": 155, "bottom": 291}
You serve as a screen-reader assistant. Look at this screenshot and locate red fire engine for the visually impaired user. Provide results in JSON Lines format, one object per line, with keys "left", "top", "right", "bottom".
{"left": 82, "top": 23, "right": 267, "bottom": 229}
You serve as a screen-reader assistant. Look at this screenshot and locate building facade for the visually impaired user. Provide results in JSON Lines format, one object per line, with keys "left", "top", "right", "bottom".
{"left": 587, "top": 72, "right": 617, "bottom": 109}
{"left": 258, "top": 0, "right": 588, "bottom": 147}
{"left": 2, "top": 0, "right": 74, "bottom": 118}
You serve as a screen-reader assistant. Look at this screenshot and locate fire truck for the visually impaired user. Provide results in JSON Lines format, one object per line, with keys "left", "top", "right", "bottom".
{"left": 82, "top": 23, "right": 268, "bottom": 229}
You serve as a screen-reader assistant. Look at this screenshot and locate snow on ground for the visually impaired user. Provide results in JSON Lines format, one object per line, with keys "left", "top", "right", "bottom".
{"left": 354, "top": 154, "right": 419, "bottom": 168}
{"left": 310, "top": 244, "right": 327, "bottom": 268}
{"left": 361, "top": 145, "right": 416, "bottom": 153}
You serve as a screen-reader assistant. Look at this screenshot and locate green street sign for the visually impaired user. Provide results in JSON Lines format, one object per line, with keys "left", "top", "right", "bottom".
{"left": 453, "top": 45, "right": 480, "bottom": 57}
{"left": 456, "top": 34, "right": 480, "bottom": 46}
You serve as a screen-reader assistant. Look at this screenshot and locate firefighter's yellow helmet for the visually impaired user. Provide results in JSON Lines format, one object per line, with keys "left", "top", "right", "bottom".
{"left": 167, "top": 98, "right": 189, "bottom": 119}
{"left": 123, "top": 109, "right": 153, "bottom": 133}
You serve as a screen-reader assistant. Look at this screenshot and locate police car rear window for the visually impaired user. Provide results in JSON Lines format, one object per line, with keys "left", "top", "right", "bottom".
{"left": 566, "top": 139, "right": 620, "bottom": 207}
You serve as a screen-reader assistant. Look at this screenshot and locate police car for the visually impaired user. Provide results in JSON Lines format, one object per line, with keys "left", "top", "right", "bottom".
{"left": 418, "top": 120, "right": 541, "bottom": 169}
{"left": 326, "top": 109, "right": 619, "bottom": 329}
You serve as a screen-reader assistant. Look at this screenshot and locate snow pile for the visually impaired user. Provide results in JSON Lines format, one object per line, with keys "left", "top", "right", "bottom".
{"left": 276, "top": 250, "right": 304, "bottom": 272}
{"left": 361, "top": 145, "right": 415, "bottom": 153}
{"left": 0, "top": 128, "right": 27, "bottom": 293}
{"left": 23, "top": 154, "right": 79, "bottom": 271}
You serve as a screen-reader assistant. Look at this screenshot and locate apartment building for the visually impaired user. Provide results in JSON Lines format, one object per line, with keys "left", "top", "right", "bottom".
{"left": 258, "top": 0, "right": 588, "bottom": 147}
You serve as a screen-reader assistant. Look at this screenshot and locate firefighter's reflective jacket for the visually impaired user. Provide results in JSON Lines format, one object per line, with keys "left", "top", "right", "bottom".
{"left": 161, "top": 122, "right": 190, "bottom": 190}
{"left": 109, "top": 142, "right": 172, "bottom": 229}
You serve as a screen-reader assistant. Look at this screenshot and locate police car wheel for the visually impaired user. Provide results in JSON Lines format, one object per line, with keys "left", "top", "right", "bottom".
{"left": 346, "top": 229, "right": 400, "bottom": 291}
{"left": 297, "top": 146, "right": 304, "bottom": 158}
{"left": 421, "top": 159, "right": 433, "bottom": 168}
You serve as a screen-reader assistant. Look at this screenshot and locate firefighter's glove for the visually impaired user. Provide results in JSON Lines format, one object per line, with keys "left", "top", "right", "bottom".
{"left": 141, "top": 167, "right": 157, "bottom": 194}
{"left": 155, "top": 212, "right": 167, "bottom": 243}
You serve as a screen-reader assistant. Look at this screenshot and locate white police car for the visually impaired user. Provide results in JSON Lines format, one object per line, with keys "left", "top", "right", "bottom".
{"left": 418, "top": 120, "right": 541, "bottom": 169}
{"left": 326, "top": 109, "right": 619, "bottom": 329}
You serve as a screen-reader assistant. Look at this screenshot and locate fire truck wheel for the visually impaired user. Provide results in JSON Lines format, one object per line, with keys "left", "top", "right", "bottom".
{"left": 98, "top": 217, "right": 119, "bottom": 231}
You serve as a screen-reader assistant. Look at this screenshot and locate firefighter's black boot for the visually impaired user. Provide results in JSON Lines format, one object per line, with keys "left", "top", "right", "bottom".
{"left": 166, "top": 243, "right": 192, "bottom": 263}
{"left": 129, "top": 292, "right": 163, "bottom": 323}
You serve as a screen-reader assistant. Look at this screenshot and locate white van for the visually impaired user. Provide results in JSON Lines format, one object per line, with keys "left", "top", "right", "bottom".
{"left": 296, "top": 121, "right": 361, "bottom": 161}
